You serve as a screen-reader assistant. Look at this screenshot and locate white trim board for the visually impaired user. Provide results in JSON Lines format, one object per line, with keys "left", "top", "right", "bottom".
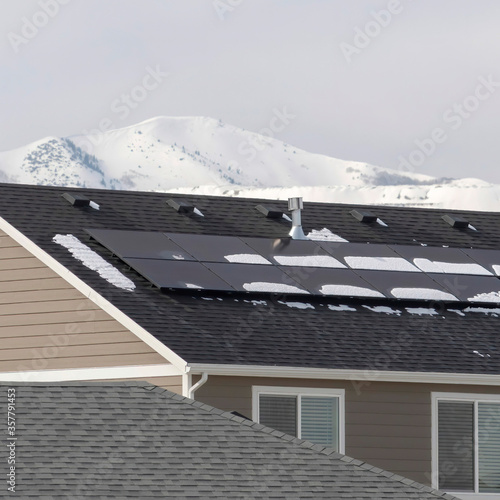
{"left": 0, "top": 216, "right": 188, "bottom": 373}
{"left": 0, "top": 364, "right": 181, "bottom": 382}
{"left": 189, "top": 364, "right": 500, "bottom": 386}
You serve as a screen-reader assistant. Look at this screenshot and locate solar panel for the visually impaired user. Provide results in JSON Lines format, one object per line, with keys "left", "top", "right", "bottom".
{"left": 428, "top": 273, "right": 500, "bottom": 304}
{"left": 241, "top": 237, "right": 345, "bottom": 268}
{"left": 122, "top": 258, "right": 233, "bottom": 291}
{"left": 204, "top": 262, "right": 309, "bottom": 294}
{"left": 318, "top": 242, "right": 419, "bottom": 272}
{"left": 460, "top": 248, "right": 500, "bottom": 277}
{"left": 355, "top": 270, "right": 459, "bottom": 301}
{"left": 279, "top": 267, "right": 384, "bottom": 298}
{"left": 86, "top": 229, "right": 195, "bottom": 261}
{"left": 165, "top": 233, "right": 271, "bottom": 264}
{"left": 389, "top": 245, "right": 491, "bottom": 276}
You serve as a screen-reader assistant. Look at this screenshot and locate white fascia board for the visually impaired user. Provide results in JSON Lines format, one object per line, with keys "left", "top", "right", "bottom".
{"left": 188, "top": 364, "right": 500, "bottom": 386}
{"left": 0, "top": 216, "right": 188, "bottom": 373}
{"left": 0, "top": 364, "right": 181, "bottom": 382}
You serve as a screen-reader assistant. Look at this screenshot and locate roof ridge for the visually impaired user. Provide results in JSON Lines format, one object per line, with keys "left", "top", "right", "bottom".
{"left": 135, "top": 382, "right": 459, "bottom": 500}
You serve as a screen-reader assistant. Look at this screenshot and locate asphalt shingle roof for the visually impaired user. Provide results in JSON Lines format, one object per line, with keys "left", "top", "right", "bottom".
{"left": 1, "top": 183, "right": 500, "bottom": 374}
{"left": 2, "top": 382, "right": 459, "bottom": 499}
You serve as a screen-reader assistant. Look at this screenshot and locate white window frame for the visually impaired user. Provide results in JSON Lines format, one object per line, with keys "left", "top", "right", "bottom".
{"left": 252, "top": 386, "right": 345, "bottom": 453}
{"left": 432, "top": 392, "right": 500, "bottom": 500}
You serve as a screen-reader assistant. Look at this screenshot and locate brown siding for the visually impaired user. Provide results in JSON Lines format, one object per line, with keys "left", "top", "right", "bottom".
{"left": 0, "top": 229, "right": 166, "bottom": 372}
{"left": 193, "top": 375, "right": 500, "bottom": 486}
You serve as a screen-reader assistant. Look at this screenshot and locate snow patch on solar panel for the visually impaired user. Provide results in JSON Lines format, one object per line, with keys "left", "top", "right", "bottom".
{"left": 413, "top": 258, "right": 491, "bottom": 275}
{"left": 345, "top": 256, "right": 419, "bottom": 272}
{"left": 468, "top": 291, "right": 500, "bottom": 303}
{"left": 224, "top": 254, "right": 271, "bottom": 265}
{"left": 391, "top": 288, "right": 457, "bottom": 301}
{"left": 320, "top": 284, "right": 384, "bottom": 298}
{"left": 274, "top": 255, "right": 345, "bottom": 268}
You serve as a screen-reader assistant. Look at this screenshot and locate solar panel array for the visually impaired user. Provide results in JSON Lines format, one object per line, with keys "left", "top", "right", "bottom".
{"left": 85, "top": 229, "right": 500, "bottom": 304}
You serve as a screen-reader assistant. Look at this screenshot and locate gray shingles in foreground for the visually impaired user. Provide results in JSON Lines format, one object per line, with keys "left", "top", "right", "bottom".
{"left": 2, "top": 382, "right": 458, "bottom": 499}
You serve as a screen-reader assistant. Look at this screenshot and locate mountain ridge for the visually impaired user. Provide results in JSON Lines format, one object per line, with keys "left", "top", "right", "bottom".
{"left": 0, "top": 115, "right": 499, "bottom": 211}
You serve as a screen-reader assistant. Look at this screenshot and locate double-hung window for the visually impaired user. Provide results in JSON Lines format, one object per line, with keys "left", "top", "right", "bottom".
{"left": 433, "top": 393, "right": 500, "bottom": 498}
{"left": 252, "top": 386, "right": 344, "bottom": 452}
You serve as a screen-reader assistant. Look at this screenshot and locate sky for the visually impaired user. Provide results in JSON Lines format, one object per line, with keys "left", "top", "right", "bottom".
{"left": 1, "top": 0, "right": 500, "bottom": 183}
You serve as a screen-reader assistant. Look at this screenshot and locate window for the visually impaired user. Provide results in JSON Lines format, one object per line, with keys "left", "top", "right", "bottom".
{"left": 252, "top": 386, "right": 344, "bottom": 452}
{"left": 433, "top": 393, "right": 500, "bottom": 497}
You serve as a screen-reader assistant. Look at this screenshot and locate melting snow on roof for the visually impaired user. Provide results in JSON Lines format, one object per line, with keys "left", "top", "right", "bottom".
{"left": 243, "top": 282, "right": 307, "bottom": 294}
{"left": 306, "top": 228, "right": 348, "bottom": 242}
{"left": 89, "top": 201, "right": 100, "bottom": 210}
{"left": 53, "top": 234, "right": 135, "bottom": 292}
{"left": 391, "top": 288, "right": 458, "bottom": 301}
{"left": 185, "top": 283, "right": 204, "bottom": 289}
{"left": 449, "top": 309, "right": 466, "bottom": 316}
{"left": 405, "top": 307, "right": 439, "bottom": 316}
{"left": 463, "top": 307, "right": 500, "bottom": 316}
{"left": 345, "top": 256, "right": 419, "bottom": 272}
{"left": 473, "top": 350, "right": 490, "bottom": 358}
{"left": 193, "top": 207, "right": 204, "bottom": 217}
{"left": 274, "top": 255, "right": 345, "bottom": 268}
{"left": 320, "top": 284, "right": 384, "bottom": 298}
{"left": 225, "top": 254, "right": 271, "bottom": 265}
{"left": 278, "top": 301, "right": 314, "bottom": 310}
{"left": 467, "top": 291, "right": 500, "bottom": 303}
{"left": 413, "top": 258, "right": 491, "bottom": 275}
{"left": 363, "top": 305, "right": 402, "bottom": 315}
{"left": 327, "top": 304, "right": 356, "bottom": 312}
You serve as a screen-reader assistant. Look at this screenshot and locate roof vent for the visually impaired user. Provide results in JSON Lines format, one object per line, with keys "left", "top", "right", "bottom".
{"left": 442, "top": 214, "right": 469, "bottom": 229}
{"left": 62, "top": 192, "right": 91, "bottom": 207}
{"left": 350, "top": 209, "right": 377, "bottom": 223}
{"left": 167, "top": 199, "right": 195, "bottom": 214}
{"left": 255, "top": 204, "right": 283, "bottom": 219}
{"left": 288, "top": 197, "right": 307, "bottom": 240}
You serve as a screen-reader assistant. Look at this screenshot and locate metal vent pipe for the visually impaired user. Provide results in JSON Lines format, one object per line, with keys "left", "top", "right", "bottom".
{"left": 288, "top": 197, "right": 307, "bottom": 240}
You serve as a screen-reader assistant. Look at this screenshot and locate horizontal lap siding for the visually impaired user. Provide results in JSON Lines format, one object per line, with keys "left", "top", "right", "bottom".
{"left": 0, "top": 230, "right": 166, "bottom": 372}
{"left": 194, "top": 376, "right": 500, "bottom": 486}
{"left": 95, "top": 375, "right": 183, "bottom": 394}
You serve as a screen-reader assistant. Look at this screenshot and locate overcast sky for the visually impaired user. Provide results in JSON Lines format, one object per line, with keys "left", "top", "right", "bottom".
{"left": 1, "top": 0, "right": 500, "bottom": 183}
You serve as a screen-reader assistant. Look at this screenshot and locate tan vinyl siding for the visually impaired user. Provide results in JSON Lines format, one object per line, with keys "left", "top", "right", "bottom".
{"left": 0, "top": 229, "right": 166, "bottom": 372}
{"left": 193, "top": 375, "right": 500, "bottom": 486}
{"left": 96, "top": 375, "right": 183, "bottom": 394}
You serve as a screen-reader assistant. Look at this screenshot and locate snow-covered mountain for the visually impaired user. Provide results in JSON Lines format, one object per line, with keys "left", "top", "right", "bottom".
{"left": 1, "top": 116, "right": 499, "bottom": 211}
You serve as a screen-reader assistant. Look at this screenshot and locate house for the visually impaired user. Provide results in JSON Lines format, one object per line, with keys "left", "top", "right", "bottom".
{"left": 0, "top": 182, "right": 500, "bottom": 499}
{"left": 3, "top": 381, "right": 459, "bottom": 499}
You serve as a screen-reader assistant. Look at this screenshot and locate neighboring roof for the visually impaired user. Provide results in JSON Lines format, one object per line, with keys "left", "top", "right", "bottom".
{"left": 0, "top": 183, "right": 499, "bottom": 375}
{"left": 6, "top": 381, "right": 458, "bottom": 499}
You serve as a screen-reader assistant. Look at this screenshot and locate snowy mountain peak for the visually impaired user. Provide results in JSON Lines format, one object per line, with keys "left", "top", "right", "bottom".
{"left": 0, "top": 115, "right": 499, "bottom": 211}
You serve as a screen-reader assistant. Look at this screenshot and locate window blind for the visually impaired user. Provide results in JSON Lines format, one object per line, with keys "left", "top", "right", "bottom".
{"left": 478, "top": 403, "right": 500, "bottom": 493}
{"left": 301, "top": 396, "right": 338, "bottom": 449}
{"left": 259, "top": 395, "right": 297, "bottom": 436}
{"left": 438, "top": 401, "right": 474, "bottom": 491}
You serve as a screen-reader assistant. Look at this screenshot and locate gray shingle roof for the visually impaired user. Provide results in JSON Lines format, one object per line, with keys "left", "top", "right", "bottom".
{"left": 1, "top": 183, "right": 500, "bottom": 374}
{"left": 3, "top": 382, "right": 459, "bottom": 499}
